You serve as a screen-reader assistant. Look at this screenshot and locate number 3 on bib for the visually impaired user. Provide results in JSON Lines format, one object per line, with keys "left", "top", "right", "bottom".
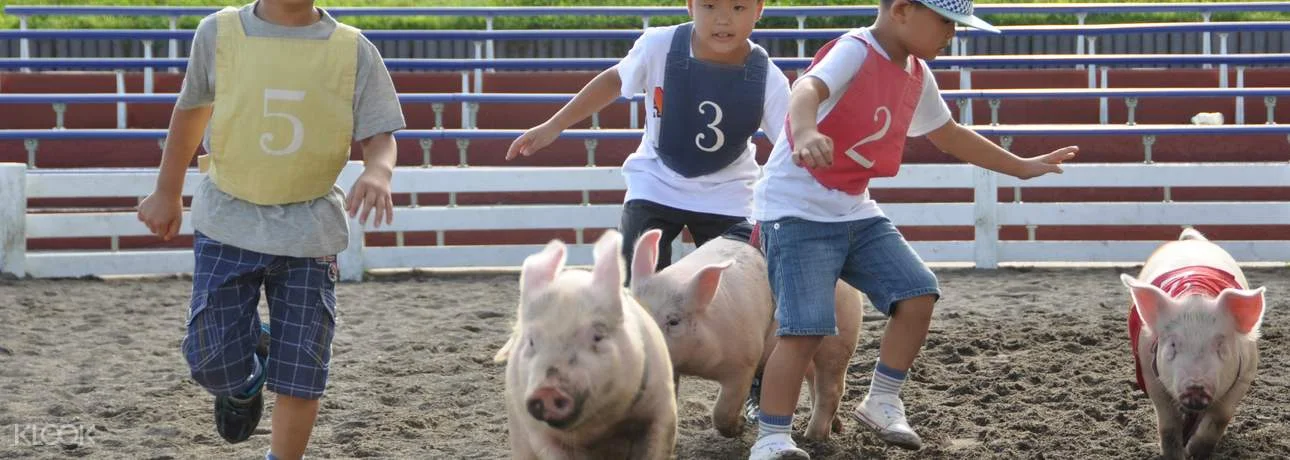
{"left": 844, "top": 106, "right": 890, "bottom": 168}
{"left": 260, "top": 88, "right": 306, "bottom": 156}
{"left": 694, "top": 100, "right": 725, "bottom": 152}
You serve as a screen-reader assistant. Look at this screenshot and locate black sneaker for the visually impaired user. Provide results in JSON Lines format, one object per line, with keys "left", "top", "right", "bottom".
{"left": 214, "top": 323, "right": 270, "bottom": 444}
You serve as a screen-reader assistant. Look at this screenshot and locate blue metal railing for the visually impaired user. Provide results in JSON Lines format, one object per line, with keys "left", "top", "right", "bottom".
{"left": 2, "top": 21, "right": 1289, "bottom": 42}
{"left": 3, "top": 88, "right": 1285, "bottom": 129}
{"left": 9, "top": 3, "right": 1290, "bottom": 18}
{"left": 5, "top": 53, "right": 1289, "bottom": 72}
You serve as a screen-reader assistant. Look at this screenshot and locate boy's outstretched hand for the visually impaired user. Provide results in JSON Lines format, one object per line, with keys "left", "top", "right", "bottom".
{"left": 1014, "top": 145, "right": 1079, "bottom": 179}
{"left": 505, "top": 122, "right": 560, "bottom": 160}
{"left": 347, "top": 167, "right": 394, "bottom": 228}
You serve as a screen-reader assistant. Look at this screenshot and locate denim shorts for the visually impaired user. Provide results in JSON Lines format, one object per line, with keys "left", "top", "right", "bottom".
{"left": 758, "top": 215, "right": 940, "bottom": 336}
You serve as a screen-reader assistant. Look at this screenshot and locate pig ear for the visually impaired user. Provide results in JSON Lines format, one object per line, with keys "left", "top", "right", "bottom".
{"left": 1121, "top": 273, "right": 1175, "bottom": 332}
{"left": 591, "top": 229, "right": 627, "bottom": 298}
{"left": 1217, "top": 286, "right": 1266, "bottom": 336}
{"left": 521, "top": 239, "right": 567, "bottom": 301}
{"left": 631, "top": 229, "right": 663, "bottom": 285}
{"left": 688, "top": 259, "right": 733, "bottom": 315}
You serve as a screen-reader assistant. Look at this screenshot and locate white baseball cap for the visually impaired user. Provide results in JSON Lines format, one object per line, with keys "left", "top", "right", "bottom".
{"left": 915, "top": 0, "right": 1000, "bottom": 34}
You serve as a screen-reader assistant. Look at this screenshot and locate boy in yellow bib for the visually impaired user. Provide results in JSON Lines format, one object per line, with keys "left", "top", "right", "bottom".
{"left": 136, "top": 1, "right": 405, "bottom": 459}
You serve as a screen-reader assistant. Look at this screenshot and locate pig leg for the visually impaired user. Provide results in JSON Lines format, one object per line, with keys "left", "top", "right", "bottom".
{"left": 1149, "top": 394, "right": 1188, "bottom": 460}
{"left": 712, "top": 369, "right": 757, "bottom": 437}
{"left": 1185, "top": 414, "right": 1230, "bottom": 460}
{"left": 803, "top": 362, "right": 844, "bottom": 440}
{"left": 626, "top": 411, "right": 678, "bottom": 460}
{"left": 1186, "top": 375, "right": 1251, "bottom": 459}
{"left": 506, "top": 412, "right": 539, "bottom": 460}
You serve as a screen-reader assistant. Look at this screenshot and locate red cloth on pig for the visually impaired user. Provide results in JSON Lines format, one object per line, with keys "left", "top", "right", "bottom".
{"left": 1129, "top": 265, "right": 1242, "bottom": 394}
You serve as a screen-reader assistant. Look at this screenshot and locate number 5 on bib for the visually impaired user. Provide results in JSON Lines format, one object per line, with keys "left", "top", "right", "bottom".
{"left": 260, "top": 88, "right": 306, "bottom": 156}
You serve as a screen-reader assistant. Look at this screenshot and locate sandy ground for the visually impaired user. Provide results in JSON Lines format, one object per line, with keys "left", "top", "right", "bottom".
{"left": 1, "top": 265, "right": 1288, "bottom": 459}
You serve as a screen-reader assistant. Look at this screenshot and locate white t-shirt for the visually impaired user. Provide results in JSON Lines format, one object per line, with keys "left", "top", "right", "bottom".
{"left": 752, "top": 27, "right": 952, "bottom": 223}
{"left": 617, "top": 24, "right": 792, "bottom": 218}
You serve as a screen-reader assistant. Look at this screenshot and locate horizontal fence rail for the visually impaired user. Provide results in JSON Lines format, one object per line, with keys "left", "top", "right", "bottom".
{"left": 4, "top": 21, "right": 1290, "bottom": 41}
{"left": 9, "top": 3, "right": 1290, "bottom": 18}
{"left": 4, "top": 87, "right": 1286, "bottom": 132}
{"left": 2, "top": 161, "right": 1287, "bottom": 279}
{"left": 5, "top": 124, "right": 1290, "bottom": 143}
{"left": 5, "top": 53, "right": 1289, "bottom": 72}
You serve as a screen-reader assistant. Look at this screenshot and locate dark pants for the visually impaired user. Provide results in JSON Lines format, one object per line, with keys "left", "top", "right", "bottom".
{"left": 618, "top": 199, "right": 750, "bottom": 284}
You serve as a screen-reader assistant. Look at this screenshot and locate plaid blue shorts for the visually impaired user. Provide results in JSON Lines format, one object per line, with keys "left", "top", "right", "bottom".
{"left": 181, "top": 231, "right": 339, "bottom": 400}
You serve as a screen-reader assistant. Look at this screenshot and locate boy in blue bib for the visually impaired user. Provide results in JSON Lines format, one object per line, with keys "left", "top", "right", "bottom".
{"left": 506, "top": 0, "right": 790, "bottom": 282}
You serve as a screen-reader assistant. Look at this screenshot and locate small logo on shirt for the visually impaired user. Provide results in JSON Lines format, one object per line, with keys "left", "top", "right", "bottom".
{"left": 653, "top": 86, "right": 664, "bottom": 118}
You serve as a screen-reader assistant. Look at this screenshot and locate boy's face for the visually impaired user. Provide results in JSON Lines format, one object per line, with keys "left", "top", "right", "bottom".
{"left": 687, "top": 0, "right": 763, "bottom": 56}
{"left": 894, "top": 0, "right": 957, "bottom": 60}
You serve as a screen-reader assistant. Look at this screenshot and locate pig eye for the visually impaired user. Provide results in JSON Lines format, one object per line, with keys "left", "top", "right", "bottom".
{"left": 592, "top": 333, "right": 604, "bottom": 343}
{"left": 666, "top": 316, "right": 681, "bottom": 327}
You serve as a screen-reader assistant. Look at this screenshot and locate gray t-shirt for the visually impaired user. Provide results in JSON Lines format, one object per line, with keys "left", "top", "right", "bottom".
{"left": 178, "top": 1, "right": 405, "bottom": 258}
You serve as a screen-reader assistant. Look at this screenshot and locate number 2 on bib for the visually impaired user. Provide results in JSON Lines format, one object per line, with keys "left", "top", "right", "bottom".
{"left": 694, "top": 100, "right": 725, "bottom": 152}
{"left": 844, "top": 106, "right": 891, "bottom": 168}
{"left": 260, "top": 88, "right": 306, "bottom": 156}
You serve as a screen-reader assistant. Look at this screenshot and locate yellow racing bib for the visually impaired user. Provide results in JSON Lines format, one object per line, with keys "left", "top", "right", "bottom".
{"left": 202, "top": 7, "right": 358, "bottom": 205}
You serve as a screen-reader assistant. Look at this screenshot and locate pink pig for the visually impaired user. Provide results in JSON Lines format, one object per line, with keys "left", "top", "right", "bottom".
{"left": 1121, "top": 228, "right": 1267, "bottom": 460}
{"left": 494, "top": 230, "right": 678, "bottom": 459}
{"left": 628, "top": 228, "right": 864, "bottom": 441}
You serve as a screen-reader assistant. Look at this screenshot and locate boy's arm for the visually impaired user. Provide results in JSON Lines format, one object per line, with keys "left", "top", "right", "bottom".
{"left": 346, "top": 36, "right": 406, "bottom": 228}
{"left": 138, "top": 14, "right": 217, "bottom": 239}
{"left": 136, "top": 105, "right": 212, "bottom": 239}
{"left": 347, "top": 132, "right": 397, "bottom": 227}
{"left": 545, "top": 67, "right": 624, "bottom": 132}
{"left": 925, "top": 120, "right": 1078, "bottom": 179}
{"left": 155, "top": 107, "right": 214, "bottom": 196}
{"left": 787, "top": 76, "right": 835, "bottom": 169}
{"left": 505, "top": 66, "right": 623, "bottom": 159}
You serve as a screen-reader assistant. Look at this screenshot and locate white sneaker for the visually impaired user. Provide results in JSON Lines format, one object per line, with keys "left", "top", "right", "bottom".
{"left": 851, "top": 394, "right": 923, "bottom": 450}
{"left": 748, "top": 433, "right": 810, "bottom": 460}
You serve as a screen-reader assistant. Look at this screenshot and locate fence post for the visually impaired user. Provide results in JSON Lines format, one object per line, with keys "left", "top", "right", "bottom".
{"left": 18, "top": 15, "right": 30, "bottom": 73}
{"left": 336, "top": 161, "right": 365, "bottom": 282}
{"left": 972, "top": 167, "right": 999, "bottom": 269}
{"left": 0, "top": 163, "right": 27, "bottom": 278}
{"left": 168, "top": 15, "right": 180, "bottom": 74}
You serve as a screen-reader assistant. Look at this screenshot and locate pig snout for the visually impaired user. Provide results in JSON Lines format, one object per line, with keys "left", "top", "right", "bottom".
{"left": 526, "top": 386, "right": 580, "bottom": 427}
{"left": 1178, "top": 385, "right": 1213, "bottom": 412}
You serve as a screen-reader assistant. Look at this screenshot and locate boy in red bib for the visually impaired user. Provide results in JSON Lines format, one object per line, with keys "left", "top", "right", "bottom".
{"left": 748, "top": 1, "right": 1078, "bottom": 458}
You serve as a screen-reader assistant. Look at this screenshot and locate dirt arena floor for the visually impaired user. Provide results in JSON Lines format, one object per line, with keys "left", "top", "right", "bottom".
{"left": 1, "top": 265, "right": 1287, "bottom": 459}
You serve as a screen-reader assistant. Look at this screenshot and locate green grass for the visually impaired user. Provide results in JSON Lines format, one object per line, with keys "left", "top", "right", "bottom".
{"left": 1, "top": 0, "right": 1287, "bottom": 30}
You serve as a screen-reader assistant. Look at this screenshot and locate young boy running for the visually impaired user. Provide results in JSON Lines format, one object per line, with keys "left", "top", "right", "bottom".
{"left": 748, "top": 1, "right": 1078, "bottom": 458}
{"left": 137, "top": 1, "right": 405, "bottom": 458}
{"left": 506, "top": 0, "right": 790, "bottom": 281}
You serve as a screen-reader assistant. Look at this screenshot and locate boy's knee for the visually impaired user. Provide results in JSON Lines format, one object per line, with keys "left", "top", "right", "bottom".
{"left": 774, "top": 334, "right": 829, "bottom": 355}
{"left": 891, "top": 294, "right": 938, "bottom": 320}
{"left": 182, "top": 308, "right": 257, "bottom": 396}
{"left": 184, "top": 343, "right": 256, "bottom": 396}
